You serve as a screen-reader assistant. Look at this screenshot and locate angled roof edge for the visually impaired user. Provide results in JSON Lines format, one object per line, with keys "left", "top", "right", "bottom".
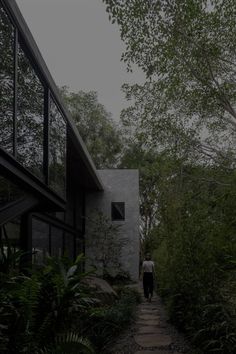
{"left": 4, "top": 0, "right": 104, "bottom": 191}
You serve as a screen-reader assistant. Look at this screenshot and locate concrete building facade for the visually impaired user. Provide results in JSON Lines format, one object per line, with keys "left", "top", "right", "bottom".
{"left": 86, "top": 170, "right": 140, "bottom": 281}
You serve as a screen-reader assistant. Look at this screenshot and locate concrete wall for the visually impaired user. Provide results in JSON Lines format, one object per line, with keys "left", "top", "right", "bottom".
{"left": 85, "top": 169, "right": 140, "bottom": 281}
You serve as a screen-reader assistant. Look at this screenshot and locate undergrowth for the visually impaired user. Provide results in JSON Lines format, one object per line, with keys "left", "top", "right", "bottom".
{"left": 152, "top": 166, "right": 236, "bottom": 354}
{"left": 0, "top": 253, "right": 140, "bottom": 353}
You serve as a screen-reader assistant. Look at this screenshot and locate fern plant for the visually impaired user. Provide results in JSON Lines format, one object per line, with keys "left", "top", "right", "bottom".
{"left": 38, "top": 332, "right": 94, "bottom": 354}
{"left": 0, "top": 255, "right": 96, "bottom": 353}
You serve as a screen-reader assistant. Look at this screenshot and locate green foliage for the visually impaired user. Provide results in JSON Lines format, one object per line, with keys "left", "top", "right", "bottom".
{"left": 104, "top": 0, "right": 236, "bottom": 138}
{"left": 61, "top": 87, "right": 122, "bottom": 168}
{"left": 120, "top": 145, "right": 162, "bottom": 253}
{"left": 0, "top": 251, "right": 141, "bottom": 353}
{"left": 84, "top": 287, "right": 141, "bottom": 351}
{"left": 104, "top": 0, "right": 236, "bottom": 173}
{"left": 38, "top": 332, "right": 94, "bottom": 354}
{"left": 0, "top": 247, "right": 23, "bottom": 274}
{"left": 104, "top": 2, "right": 236, "bottom": 352}
{"left": 0, "top": 255, "right": 95, "bottom": 353}
{"left": 153, "top": 163, "right": 236, "bottom": 353}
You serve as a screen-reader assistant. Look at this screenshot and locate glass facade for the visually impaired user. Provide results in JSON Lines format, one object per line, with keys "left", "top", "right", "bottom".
{"left": 32, "top": 215, "right": 81, "bottom": 262}
{"left": 0, "top": 175, "right": 24, "bottom": 209}
{"left": 0, "top": 3, "right": 14, "bottom": 154}
{"left": 51, "top": 226, "right": 63, "bottom": 257}
{"left": 0, "top": 2, "right": 67, "bottom": 197}
{"left": 3, "top": 217, "right": 21, "bottom": 251}
{"left": 64, "top": 232, "right": 74, "bottom": 260}
{"left": 17, "top": 42, "right": 44, "bottom": 178}
{"left": 1, "top": 217, "right": 21, "bottom": 265}
{"left": 49, "top": 97, "right": 66, "bottom": 197}
{"left": 32, "top": 217, "right": 50, "bottom": 264}
{"left": 0, "top": 1, "right": 90, "bottom": 268}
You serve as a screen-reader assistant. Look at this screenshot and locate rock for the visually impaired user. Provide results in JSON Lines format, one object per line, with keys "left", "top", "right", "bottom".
{"left": 83, "top": 276, "right": 117, "bottom": 303}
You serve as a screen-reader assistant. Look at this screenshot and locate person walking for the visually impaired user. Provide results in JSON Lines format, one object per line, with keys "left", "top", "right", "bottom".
{"left": 141, "top": 253, "right": 155, "bottom": 302}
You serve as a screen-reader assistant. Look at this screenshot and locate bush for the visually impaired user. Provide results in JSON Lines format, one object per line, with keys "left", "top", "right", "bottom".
{"left": 0, "top": 255, "right": 95, "bottom": 353}
{"left": 153, "top": 167, "right": 236, "bottom": 353}
{"left": 0, "top": 253, "right": 141, "bottom": 353}
{"left": 83, "top": 287, "right": 141, "bottom": 352}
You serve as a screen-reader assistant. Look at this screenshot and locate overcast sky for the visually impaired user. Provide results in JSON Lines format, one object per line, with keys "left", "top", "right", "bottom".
{"left": 16, "top": 0, "right": 144, "bottom": 121}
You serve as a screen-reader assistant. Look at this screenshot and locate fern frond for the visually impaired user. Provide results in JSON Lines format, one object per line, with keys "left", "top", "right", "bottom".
{"left": 37, "top": 332, "right": 94, "bottom": 354}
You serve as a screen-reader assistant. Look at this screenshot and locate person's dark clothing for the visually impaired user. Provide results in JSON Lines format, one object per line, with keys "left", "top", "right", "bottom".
{"left": 143, "top": 272, "right": 153, "bottom": 298}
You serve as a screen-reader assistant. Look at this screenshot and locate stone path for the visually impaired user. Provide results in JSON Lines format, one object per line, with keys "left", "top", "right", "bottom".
{"left": 109, "top": 289, "right": 193, "bottom": 354}
{"left": 133, "top": 294, "right": 179, "bottom": 354}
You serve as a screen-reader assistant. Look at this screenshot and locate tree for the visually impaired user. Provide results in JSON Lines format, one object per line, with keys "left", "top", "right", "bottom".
{"left": 103, "top": 3, "right": 236, "bottom": 350}
{"left": 120, "top": 144, "right": 160, "bottom": 239}
{"left": 103, "top": 0, "right": 236, "bottom": 162}
{"left": 61, "top": 87, "right": 122, "bottom": 169}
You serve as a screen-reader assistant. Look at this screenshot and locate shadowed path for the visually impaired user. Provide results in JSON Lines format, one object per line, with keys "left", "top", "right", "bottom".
{"left": 109, "top": 286, "right": 193, "bottom": 354}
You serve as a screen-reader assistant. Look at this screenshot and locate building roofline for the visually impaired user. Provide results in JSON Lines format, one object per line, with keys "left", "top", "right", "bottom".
{"left": 3, "top": 0, "right": 104, "bottom": 191}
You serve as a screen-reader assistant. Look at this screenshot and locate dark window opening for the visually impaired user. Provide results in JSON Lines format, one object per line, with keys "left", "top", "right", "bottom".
{"left": 111, "top": 202, "right": 125, "bottom": 221}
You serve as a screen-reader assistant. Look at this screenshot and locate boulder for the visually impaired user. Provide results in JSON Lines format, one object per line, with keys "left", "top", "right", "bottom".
{"left": 83, "top": 276, "right": 118, "bottom": 303}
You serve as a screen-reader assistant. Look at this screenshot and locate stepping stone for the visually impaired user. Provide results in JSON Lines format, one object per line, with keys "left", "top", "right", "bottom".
{"left": 139, "top": 314, "right": 160, "bottom": 321}
{"left": 138, "top": 326, "right": 165, "bottom": 334}
{"left": 135, "top": 351, "right": 174, "bottom": 354}
{"left": 134, "top": 333, "right": 172, "bottom": 348}
{"left": 137, "top": 319, "right": 160, "bottom": 326}
{"left": 135, "top": 351, "right": 172, "bottom": 354}
{"left": 140, "top": 309, "right": 159, "bottom": 314}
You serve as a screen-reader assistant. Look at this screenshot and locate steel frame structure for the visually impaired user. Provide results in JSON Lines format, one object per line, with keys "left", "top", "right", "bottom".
{"left": 0, "top": 0, "right": 104, "bottom": 265}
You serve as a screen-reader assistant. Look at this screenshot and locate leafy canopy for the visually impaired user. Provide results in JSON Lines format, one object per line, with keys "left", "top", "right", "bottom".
{"left": 61, "top": 87, "right": 122, "bottom": 169}
{"left": 104, "top": 0, "right": 236, "bottom": 158}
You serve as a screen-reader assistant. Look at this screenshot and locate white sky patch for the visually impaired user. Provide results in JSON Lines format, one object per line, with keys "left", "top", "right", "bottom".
{"left": 16, "top": 0, "right": 145, "bottom": 122}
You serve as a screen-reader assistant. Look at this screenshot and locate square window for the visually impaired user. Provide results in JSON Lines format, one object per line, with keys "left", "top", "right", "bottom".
{"left": 111, "top": 202, "right": 125, "bottom": 221}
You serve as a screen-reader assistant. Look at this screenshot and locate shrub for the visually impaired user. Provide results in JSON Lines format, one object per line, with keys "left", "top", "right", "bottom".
{"left": 153, "top": 167, "right": 236, "bottom": 353}
{"left": 0, "top": 255, "right": 95, "bottom": 353}
{"left": 0, "top": 252, "right": 141, "bottom": 353}
{"left": 83, "top": 287, "right": 141, "bottom": 352}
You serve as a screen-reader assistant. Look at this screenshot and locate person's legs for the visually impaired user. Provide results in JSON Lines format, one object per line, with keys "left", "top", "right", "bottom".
{"left": 149, "top": 274, "right": 154, "bottom": 301}
{"left": 143, "top": 273, "right": 149, "bottom": 299}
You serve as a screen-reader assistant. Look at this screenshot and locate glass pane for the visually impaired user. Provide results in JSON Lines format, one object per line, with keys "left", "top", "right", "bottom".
{"left": 2, "top": 217, "right": 21, "bottom": 268}
{"left": 75, "top": 190, "right": 84, "bottom": 231}
{"left": 64, "top": 232, "right": 74, "bottom": 260}
{"left": 3, "top": 217, "right": 21, "bottom": 248}
{"left": 0, "top": 175, "right": 24, "bottom": 209}
{"left": 49, "top": 98, "right": 66, "bottom": 197}
{"left": 0, "top": 4, "right": 14, "bottom": 153}
{"left": 17, "top": 42, "right": 44, "bottom": 179}
{"left": 32, "top": 218, "right": 49, "bottom": 264}
{"left": 51, "top": 226, "right": 63, "bottom": 257}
